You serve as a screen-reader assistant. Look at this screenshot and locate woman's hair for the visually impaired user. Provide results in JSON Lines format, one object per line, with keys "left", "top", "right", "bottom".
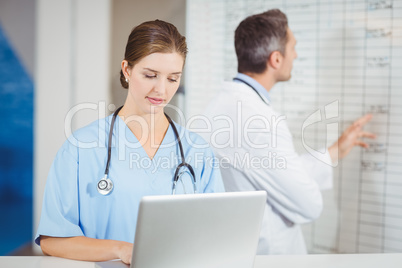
{"left": 120, "top": 20, "right": 188, "bottom": 89}
{"left": 235, "top": 9, "right": 288, "bottom": 74}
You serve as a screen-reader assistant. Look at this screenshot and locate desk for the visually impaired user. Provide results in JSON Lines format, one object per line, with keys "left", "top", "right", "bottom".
{"left": 1, "top": 254, "right": 402, "bottom": 267}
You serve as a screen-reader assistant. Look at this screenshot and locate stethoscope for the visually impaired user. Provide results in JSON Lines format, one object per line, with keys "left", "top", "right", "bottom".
{"left": 233, "top": 77, "right": 270, "bottom": 106}
{"left": 97, "top": 106, "right": 197, "bottom": 195}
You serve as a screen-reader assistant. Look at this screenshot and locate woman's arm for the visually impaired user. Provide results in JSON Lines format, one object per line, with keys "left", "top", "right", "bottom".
{"left": 40, "top": 236, "right": 133, "bottom": 264}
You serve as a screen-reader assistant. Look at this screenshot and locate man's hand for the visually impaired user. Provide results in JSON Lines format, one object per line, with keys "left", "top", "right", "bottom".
{"left": 328, "top": 114, "right": 376, "bottom": 163}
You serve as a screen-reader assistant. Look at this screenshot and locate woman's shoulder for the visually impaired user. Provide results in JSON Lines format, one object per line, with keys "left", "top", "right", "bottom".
{"left": 75, "top": 115, "right": 112, "bottom": 137}
{"left": 61, "top": 115, "right": 112, "bottom": 152}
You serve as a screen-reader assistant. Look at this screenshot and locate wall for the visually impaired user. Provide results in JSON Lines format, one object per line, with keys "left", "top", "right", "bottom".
{"left": 0, "top": 0, "right": 36, "bottom": 255}
{"left": 34, "top": 0, "right": 112, "bottom": 253}
{"left": 0, "top": 0, "right": 36, "bottom": 77}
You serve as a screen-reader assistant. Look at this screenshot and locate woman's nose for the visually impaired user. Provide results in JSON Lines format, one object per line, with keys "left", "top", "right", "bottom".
{"left": 154, "top": 78, "right": 166, "bottom": 94}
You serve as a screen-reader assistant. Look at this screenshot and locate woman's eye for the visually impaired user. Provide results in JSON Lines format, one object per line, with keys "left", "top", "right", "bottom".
{"left": 168, "top": 78, "right": 178, "bottom": 83}
{"left": 145, "top": 74, "right": 156, "bottom": 79}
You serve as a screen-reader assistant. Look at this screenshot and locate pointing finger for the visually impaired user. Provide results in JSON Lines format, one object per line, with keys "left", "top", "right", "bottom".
{"left": 355, "top": 140, "right": 369, "bottom": 148}
{"left": 359, "top": 131, "right": 377, "bottom": 139}
{"left": 353, "top": 114, "right": 373, "bottom": 127}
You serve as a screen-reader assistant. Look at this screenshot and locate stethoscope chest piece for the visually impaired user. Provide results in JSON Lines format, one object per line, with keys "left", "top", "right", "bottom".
{"left": 97, "top": 175, "right": 113, "bottom": 195}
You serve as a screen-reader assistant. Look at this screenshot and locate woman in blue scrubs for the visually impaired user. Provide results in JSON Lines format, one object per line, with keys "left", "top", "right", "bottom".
{"left": 35, "top": 20, "right": 225, "bottom": 264}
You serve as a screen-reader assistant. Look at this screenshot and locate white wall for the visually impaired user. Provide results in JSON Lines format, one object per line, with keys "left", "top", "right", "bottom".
{"left": 34, "top": 0, "right": 112, "bottom": 252}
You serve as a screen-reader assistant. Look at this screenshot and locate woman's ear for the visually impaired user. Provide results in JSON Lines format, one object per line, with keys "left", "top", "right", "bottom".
{"left": 268, "top": 51, "right": 283, "bottom": 70}
{"left": 121, "top": 60, "right": 131, "bottom": 79}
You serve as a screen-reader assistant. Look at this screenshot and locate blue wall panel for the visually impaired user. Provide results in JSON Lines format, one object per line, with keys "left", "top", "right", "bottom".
{"left": 0, "top": 24, "right": 33, "bottom": 255}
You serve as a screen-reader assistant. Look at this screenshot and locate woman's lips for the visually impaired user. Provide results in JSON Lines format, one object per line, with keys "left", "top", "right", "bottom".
{"left": 147, "top": 97, "right": 164, "bottom": 105}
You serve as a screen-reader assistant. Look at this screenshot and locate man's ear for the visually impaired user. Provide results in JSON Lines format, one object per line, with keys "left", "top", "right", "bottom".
{"left": 268, "top": 51, "right": 282, "bottom": 70}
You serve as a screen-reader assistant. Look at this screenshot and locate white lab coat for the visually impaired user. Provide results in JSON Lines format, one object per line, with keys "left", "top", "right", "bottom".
{"left": 199, "top": 81, "right": 333, "bottom": 254}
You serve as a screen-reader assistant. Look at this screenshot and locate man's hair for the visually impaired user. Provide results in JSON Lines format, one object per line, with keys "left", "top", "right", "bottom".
{"left": 235, "top": 9, "right": 288, "bottom": 74}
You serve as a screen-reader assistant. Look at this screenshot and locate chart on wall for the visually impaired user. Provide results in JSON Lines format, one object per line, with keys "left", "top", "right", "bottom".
{"left": 185, "top": 0, "right": 402, "bottom": 253}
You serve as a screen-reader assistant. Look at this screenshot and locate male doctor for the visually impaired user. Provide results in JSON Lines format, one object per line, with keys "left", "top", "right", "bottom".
{"left": 200, "top": 9, "right": 375, "bottom": 254}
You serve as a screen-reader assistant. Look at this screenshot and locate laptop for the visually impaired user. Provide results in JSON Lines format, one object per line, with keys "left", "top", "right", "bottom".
{"left": 96, "top": 191, "right": 266, "bottom": 268}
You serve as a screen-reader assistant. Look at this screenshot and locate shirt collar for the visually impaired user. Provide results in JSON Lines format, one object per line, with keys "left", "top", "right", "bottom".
{"left": 234, "top": 73, "right": 271, "bottom": 103}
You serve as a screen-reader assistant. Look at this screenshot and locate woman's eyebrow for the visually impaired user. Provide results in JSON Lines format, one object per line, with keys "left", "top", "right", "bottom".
{"left": 143, "top": 68, "right": 159, "bottom": 73}
{"left": 143, "top": 68, "right": 182, "bottom": 75}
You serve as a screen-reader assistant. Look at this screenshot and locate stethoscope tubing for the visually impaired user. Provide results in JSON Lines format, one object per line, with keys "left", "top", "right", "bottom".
{"left": 233, "top": 77, "right": 270, "bottom": 106}
{"left": 98, "top": 106, "right": 196, "bottom": 195}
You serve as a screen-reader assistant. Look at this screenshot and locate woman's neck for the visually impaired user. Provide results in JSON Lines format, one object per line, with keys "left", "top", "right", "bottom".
{"left": 118, "top": 105, "right": 169, "bottom": 144}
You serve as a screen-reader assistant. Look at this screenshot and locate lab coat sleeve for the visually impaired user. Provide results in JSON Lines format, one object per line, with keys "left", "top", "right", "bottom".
{"left": 299, "top": 150, "right": 333, "bottom": 190}
{"left": 35, "top": 142, "right": 84, "bottom": 245}
{"left": 244, "top": 122, "right": 324, "bottom": 224}
{"left": 199, "top": 147, "right": 226, "bottom": 193}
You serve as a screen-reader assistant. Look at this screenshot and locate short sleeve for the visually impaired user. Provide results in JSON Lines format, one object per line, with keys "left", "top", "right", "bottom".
{"left": 35, "top": 142, "right": 84, "bottom": 245}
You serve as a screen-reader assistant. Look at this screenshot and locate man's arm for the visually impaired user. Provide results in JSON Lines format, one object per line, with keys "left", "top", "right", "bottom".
{"left": 242, "top": 121, "right": 324, "bottom": 224}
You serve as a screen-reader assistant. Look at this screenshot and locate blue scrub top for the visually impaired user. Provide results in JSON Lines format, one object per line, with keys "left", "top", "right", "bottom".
{"left": 35, "top": 114, "right": 225, "bottom": 245}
